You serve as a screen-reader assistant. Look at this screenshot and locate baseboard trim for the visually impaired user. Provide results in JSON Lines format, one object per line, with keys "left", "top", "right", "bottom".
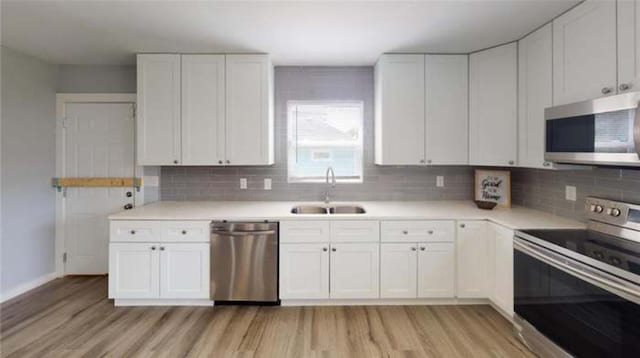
{"left": 113, "top": 299, "right": 214, "bottom": 307}
{"left": 281, "top": 298, "right": 490, "bottom": 306}
{"left": 1, "top": 272, "right": 58, "bottom": 303}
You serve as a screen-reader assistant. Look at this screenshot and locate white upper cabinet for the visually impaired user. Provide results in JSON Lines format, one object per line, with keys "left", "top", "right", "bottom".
{"left": 225, "top": 54, "right": 274, "bottom": 166}
{"left": 181, "top": 55, "right": 226, "bottom": 165}
{"left": 136, "top": 53, "right": 273, "bottom": 166}
{"left": 137, "top": 54, "right": 181, "bottom": 165}
{"left": 469, "top": 43, "right": 518, "bottom": 167}
{"left": 518, "top": 23, "right": 553, "bottom": 169}
{"left": 553, "top": 0, "right": 617, "bottom": 105}
{"left": 617, "top": 0, "right": 640, "bottom": 93}
{"left": 424, "top": 55, "right": 469, "bottom": 165}
{"left": 374, "top": 54, "right": 426, "bottom": 165}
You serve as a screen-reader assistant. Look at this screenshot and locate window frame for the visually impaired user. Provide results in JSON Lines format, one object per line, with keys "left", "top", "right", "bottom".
{"left": 286, "top": 100, "right": 364, "bottom": 184}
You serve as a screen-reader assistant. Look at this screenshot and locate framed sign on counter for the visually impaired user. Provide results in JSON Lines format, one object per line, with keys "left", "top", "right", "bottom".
{"left": 474, "top": 169, "right": 511, "bottom": 208}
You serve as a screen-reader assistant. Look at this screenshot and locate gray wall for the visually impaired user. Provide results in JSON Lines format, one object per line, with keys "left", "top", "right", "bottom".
{"left": 512, "top": 167, "right": 640, "bottom": 221}
{"left": 1, "top": 46, "right": 57, "bottom": 295}
{"left": 57, "top": 65, "right": 136, "bottom": 93}
{"left": 161, "top": 67, "right": 474, "bottom": 201}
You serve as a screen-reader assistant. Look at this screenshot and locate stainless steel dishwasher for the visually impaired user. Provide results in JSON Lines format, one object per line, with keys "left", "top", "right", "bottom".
{"left": 210, "top": 221, "right": 279, "bottom": 303}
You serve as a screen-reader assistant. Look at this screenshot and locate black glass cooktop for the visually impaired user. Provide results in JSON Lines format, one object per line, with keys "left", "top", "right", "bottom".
{"left": 519, "top": 229, "right": 640, "bottom": 275}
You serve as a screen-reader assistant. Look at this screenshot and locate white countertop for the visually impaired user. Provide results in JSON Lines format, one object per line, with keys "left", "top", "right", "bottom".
{"left": 109, "top": 201, "right": 585, "bottom": 230}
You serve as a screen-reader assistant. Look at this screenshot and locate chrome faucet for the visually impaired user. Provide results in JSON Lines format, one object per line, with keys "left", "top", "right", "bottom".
{"left": 325, "top": 167, "right": 336, "bottom": 204}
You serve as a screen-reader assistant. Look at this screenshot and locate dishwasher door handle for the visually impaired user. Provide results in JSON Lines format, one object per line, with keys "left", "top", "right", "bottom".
{"left": 212, "top": 230, "right": 277, "bottom": 236}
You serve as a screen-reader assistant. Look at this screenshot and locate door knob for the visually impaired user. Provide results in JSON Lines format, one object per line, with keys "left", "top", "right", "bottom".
{"left": 124, "top": 203, "right": 133, "bottom": 210}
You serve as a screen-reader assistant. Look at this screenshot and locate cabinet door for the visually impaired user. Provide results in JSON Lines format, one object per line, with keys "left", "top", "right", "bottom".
{"left": 136, "top": 54, "right": 181, "bottom": 165}
{"left": 490, "top": 224, "right": 514, "bottom": 317}
{"left": 109, "top": 243, "right": 159, "bottom": 299}
{"left": 280, "top": 243, "right": 329, "bottom": 299}
{"left": 553, "top": 0, "right": 617, "bottom": 105}
{"left": 380, "top": 243, "right": 417, "bottom": 298}
{"left": 618, "top": 0, "right": 640, "bottom": 93}
{"left": 159, "top": 243, "right": 209, "bottom": 299}
{"left": 330, "top": 243, "right": 380, "bottom": 299}
{"left": 225, "top": 54, "right": 274, "bottom": 165}
{"left": 456, "top": 221, "right": 489, "bottom": 298}
{"left": 374, "top": 54, "right": 425, "bottom": 165}
{"left": 469, "top": 43, "right": 518, "bottom": 167}
{"left": 424, "top": 55, "right": 468, "bottom": 165}
{"left": 181, "top": 55, "right": 226, "bottom": 165}
{"left": 518, "top": 23, "right": 553, "bottom": 169}
{"left": 418, "top": 243, "right": 455, "bottom": 298}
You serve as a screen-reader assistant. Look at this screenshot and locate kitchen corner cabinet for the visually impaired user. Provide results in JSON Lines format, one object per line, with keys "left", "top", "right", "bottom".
{"left": 469, "top": 43, "right": 518, "bottom": 167}
{"left": 374, "top": 54, "right": 468, "bottom": 165}
{"left": 136, "top": 53, "right": 274, "bottom": 166}
{"left": 136, "top": 54, "right": 181, "bottom": 165}
{"left": 456, "top": 221, "right": 490, "bottom": 298}
{"left": 552, "top": 0, "right": 617, "bottom": 105}
{"left": 518, "top": 23, "right": 554, "bottom": 169}
{"left": 617, "top": 0, "right": 640, "bottom": 94}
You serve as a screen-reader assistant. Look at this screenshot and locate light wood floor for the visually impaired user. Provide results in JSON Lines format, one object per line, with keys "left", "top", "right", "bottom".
{"left": 0, "top": 276, "right": 533, "bottom": 358}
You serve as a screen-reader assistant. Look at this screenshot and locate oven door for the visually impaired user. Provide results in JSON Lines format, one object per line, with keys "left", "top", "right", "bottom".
{"left": 545, "top": 92, "right": 640, "bottom": 166}
{"left": 514, "top": 237, "right": 640, "bottom": 358}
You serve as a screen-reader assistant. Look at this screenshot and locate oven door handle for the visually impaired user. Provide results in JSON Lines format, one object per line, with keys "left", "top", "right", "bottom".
{"left": 635, "top": 99, "right": 640, "bottom": 159}
{"left": 514, "top": 238, "right": 640, "bottom": 304}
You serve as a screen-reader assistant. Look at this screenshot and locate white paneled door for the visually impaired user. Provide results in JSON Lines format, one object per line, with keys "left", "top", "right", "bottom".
{"left": 64, "top": 102, "right": 135, "bottom": 274}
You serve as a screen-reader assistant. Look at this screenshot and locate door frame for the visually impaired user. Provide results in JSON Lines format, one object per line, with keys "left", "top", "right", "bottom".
{"left": 55, "top": 93, "right": 140, "bottom": 276}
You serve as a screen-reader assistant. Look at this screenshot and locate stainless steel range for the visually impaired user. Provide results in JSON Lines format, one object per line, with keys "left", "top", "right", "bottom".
{"left": 514, "top": 197, "right": 640, "bottom": 358}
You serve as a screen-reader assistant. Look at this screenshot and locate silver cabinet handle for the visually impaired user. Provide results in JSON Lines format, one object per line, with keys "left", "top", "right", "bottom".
{"left": 181, "top": 230, "right": 187, "bottom": 235}
{"left": 427, "top": 230, "right": 434, "bottom": 235}
{"left": 508, "top": 160, "right": 515, "bottom": 165}
{"left": 331, "top": 247, "right": 337, "bottom": 252}
{"left": 619, "top": 83, "right": 632, "bottom": 92}
{"left": 130, "top": 230, "right": 136, "bottom": 235}
{"left": 226, "top": 160, "right": 230, "bottom": 164}
{"left": 602, "top": 87, "right": 613, "bottom": 95}
{"left": 420, "top": 247, "right": 426, "bottom": 251}
{"left": 151, "top": 246, "right": 156, "bottom": 250}
{"left": 218, "top": 160, "right": 223, "bottom": 164}
{"left": 322, "top": 247, "right": 328, "bottom": 252}
{"left": 460, "top": 223, "right": 465, "bottom": 228}
{"left": 543, "top": 161, "right": 551, "bottom": 167}
{"left": 402, "top": 230, "right": 408, "bottom": 235}
{"left": 426, "top": 159, "right": 432, "bottom": 164}
{"left": 173, "top": 160, "right": 179, "bottom": 164}
{"left": 419, "top": 159, "right": 425, "bottom": 164}
{"left": 160, "top": 247, "right": 165, "bottom": 251}
{"left": 411, "top": 247, "right": 417, "bottom": 251}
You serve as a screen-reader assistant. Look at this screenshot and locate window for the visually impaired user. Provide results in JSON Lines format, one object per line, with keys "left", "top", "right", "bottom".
{"left": 287, "top": 101, "right": 363, "bottom": 183}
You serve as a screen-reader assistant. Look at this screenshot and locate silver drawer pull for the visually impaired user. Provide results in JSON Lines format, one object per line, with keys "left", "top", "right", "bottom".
{"left": 181, "top": 230, "right": 187, "bottom": 235}
{"left": 428, "top": 230, "right": 434, "bottom": 235}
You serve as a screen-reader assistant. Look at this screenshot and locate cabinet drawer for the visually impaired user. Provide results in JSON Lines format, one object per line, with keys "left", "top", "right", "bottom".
{"left": 280, "top": 221, "right": 331, "bottom": 243}
{"left": 161, "top": 221, "right": 210, "bottom": 242}
{"left": 110, "top": 221, "right": 161, "bottom": 242}
{"left": 381, "top": 220, "right": 454, "bottom": 243}
{"left": 330, "top": 221, "right": 379, "bottom": 242}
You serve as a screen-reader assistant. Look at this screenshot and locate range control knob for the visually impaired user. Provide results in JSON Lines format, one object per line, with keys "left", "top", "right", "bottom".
{"left": 610, "top": 208, "right": 621, "bottom": 217}
{"left": 593, "top": 205, "right": 604, "bottom": 214}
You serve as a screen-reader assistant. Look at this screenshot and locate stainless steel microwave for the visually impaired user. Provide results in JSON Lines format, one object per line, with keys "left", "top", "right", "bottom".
{"left": 545, "top": 92, "right": 640, "bottom": 166}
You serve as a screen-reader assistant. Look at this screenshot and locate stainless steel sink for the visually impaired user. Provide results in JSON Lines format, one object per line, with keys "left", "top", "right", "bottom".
{"left": 328, "top": 205, "right": 366, "bottom": 214}
{"left": 291, "top": 205, "right": 328, "bottom": 214}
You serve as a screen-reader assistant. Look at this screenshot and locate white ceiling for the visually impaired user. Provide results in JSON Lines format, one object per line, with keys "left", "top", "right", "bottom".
{"left": 1, "top": 0, "right": 579, "bottom": 66}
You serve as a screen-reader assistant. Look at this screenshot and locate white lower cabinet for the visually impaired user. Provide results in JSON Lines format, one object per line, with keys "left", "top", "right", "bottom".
{"left": 417, "top": 243, "right": 455, "bottom": 298}
{"left": 109, "top": 220, "right": 210, "bottom": 301}
{"left": 159, "top": 243, "right": 209, "bottom": 299}
{"left": 489, "top": 223, "right": 514, "bottom": 317}
{"left": 109, "top": 243, "right": 160, "bottom": 299}
{"left": 330, "top": 243, "right": 380, "bottom": 299}
{"left": 380, "top": 243, "right": 418, "bottom": 298}
{"left": 279, "top": 243, "right": 330, "bottom": 299}
{"left": 456, "top": 221, "right": 490, "bottom": 298}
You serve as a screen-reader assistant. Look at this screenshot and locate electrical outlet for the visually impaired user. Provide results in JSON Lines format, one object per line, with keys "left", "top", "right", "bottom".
{"left": 436, "top": 176, "right": 445, "bottom": 187}
{"left": 240, "top": 178, "right": 247, "bottom": 190}
{"left": 264, "top": 178, "right": 272, "bottom": 190}
{"left": 565, "top": 185, "right": 577, "bottom": 201}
